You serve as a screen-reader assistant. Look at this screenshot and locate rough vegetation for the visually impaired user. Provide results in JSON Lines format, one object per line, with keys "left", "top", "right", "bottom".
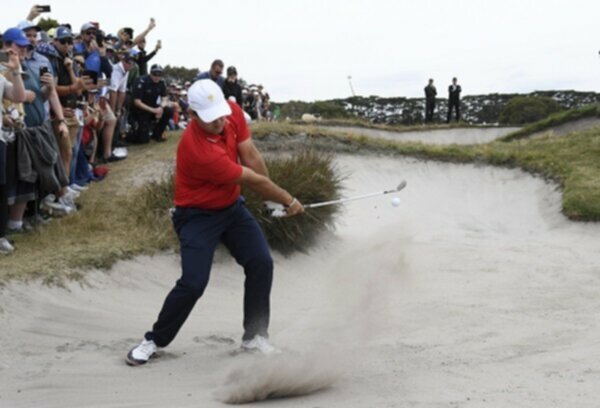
{"left": 498, "top": 96, "right": 562, "bottom": 125}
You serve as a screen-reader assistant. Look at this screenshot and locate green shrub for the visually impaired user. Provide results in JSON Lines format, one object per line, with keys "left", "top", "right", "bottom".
{"left": 499, "top": 96, "right": 562, "bottom": 125}
{"left": 132, "top": 150, "right": 343, "bottom": 255}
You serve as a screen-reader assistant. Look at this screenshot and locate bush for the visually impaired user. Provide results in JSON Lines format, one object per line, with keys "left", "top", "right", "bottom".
{"left": 499, "top": 96, "right": 562, "bottom": 125}
{"left": 132, "top": 150, "right": 343, "bottom": 255}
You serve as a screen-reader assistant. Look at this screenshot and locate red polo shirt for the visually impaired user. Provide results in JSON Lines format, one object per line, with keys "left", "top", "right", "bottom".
{"left": 174, "top": 101, "right": 250, "bottom": 209}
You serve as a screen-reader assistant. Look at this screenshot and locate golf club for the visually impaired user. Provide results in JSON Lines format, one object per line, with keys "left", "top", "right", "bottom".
{"left": 266, "top": 180, "right": 407, "bottom": 217}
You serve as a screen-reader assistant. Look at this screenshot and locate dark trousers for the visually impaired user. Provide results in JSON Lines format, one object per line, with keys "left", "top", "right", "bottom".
{"left": 425, "top": 100, "right": 436, "bottom": 122}
{"left": 146, "top": 198, "right": 274, "bottom": 347}
{"left": 447, "top": 100, "right": 460, "bottom": 123}
{"left": 128, "top": 107, "right": 173, "bottom": 144}
{"left": 0, "top": 141, "right": 7, "bottom": 237}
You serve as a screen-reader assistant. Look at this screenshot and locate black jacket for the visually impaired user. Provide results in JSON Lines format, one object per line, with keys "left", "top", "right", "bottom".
{"left": 424, "top": 85, "right": 437, "bottom": 100}
{"left": 448, "top": 84, "right": 461, "bottom": 102}
{"left": 222, "top": 80, "right": 243, "bottom": 105}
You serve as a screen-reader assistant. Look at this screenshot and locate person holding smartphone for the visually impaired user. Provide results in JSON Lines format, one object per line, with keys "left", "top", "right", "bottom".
{"left": 38, "top": 26, "right": 93, "bottom": 180}
{"left": 0, "top": 36, "right": 27, "bottom": 254}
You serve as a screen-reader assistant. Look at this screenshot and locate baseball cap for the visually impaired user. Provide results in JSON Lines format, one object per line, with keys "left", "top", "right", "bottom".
{"left": 227, "top": 66, "right": 237, "bottom": 76}
{"left": 2, "top": 28, "right": 30, "bottom": 47}
{"left": 188, "top": 79, "right": 232, "bottom": 123}
{"left": 17, "top": 20, "right": 41, "bottom": 32}
{"left": 55, "top": 26, "right": 74, "bottom": 40}
{"left": 150, "top": 64, "right": 163, "bottom": 74}
{"left": 80, "top": 22, "right": 96, "bottom": 33}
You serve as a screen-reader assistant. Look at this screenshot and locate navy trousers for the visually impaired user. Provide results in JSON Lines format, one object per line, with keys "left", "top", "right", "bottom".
{"left": 146, "top": 198, "right": 273, "bottom": 347}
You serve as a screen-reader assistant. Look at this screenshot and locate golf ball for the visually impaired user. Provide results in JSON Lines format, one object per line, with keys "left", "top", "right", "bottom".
{"left": 391, "top": 197, "right": 401, "bottom": 207}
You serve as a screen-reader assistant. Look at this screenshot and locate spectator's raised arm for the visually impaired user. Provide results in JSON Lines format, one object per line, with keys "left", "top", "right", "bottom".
{"left": 133, "top": 18, "right": 156, "bottom": 47}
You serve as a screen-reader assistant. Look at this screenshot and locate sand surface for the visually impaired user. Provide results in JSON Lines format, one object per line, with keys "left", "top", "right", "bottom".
{"left": 2, "top": 153, "right": 600, "bottom": 407}
{"left": 324, "top": 126, "right": 520, "bottom": 145}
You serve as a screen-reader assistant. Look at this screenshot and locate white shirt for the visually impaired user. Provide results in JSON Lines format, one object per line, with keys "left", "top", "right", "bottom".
{"left": 109, "top": 62, "right": 129, "bottom": 93}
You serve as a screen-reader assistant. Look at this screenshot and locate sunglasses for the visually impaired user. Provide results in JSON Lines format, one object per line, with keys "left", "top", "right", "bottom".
{"left": 84, "top": 31, "right": 96, "bottom": 36}
{"left": 59, "top": 38, "right": 73, "bottom": 45}
{"left": 151, "top": 71, "right": 163, "bottom": 77}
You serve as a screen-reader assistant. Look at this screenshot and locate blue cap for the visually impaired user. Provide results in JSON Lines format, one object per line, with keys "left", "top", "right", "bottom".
{"left": 2, "top": 28, "right": 30, "bottom": 47}
{"left": 55, "top": 26, "right": 74, "bottom": 40}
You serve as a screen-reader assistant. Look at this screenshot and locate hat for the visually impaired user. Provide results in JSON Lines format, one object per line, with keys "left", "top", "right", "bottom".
{"left": 17, "top": 20, "right": 41, "bottom": 32}
{"left": 227, "top": 66, "right": 237, "bottom": 76}
{"left": 80, "top": 22, "right": 96, "bottom": 33}
{"left": 188, "top": 79, "right": 232, "bottom": 123}
{"left": 55, "top": 26, "right": 74, "bottom": 40}
{"left": 2, "top": 28, "right": 30, "bottom": 47}
{"left": 47, "top": 27, "right": 57, "bottom": 38}
{"left": 150, "top": 64, "right": 164, "bottom": 74}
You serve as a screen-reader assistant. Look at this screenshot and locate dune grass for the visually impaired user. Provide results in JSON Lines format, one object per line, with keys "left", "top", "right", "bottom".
{"left": 500, "top": 104, "right": 599, "bottom": 141}
{"left": 2, "top": 117, "right": 599, "bottom": 285}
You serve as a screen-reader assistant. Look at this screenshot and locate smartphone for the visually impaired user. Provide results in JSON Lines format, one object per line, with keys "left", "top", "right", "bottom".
{"left": 36, "top": 5, "right": 51, "bottom": 12}
{"left": 39, "top": 66, "right": 49, "bottom": 77}
{"left": 82, "top": 70, "right": 98, "bottom": 85}
{"left": 0, "top": 51, "right": 9, "bottom": 63}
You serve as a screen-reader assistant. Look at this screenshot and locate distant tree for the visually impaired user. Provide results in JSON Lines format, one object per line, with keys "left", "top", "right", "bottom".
{"left": 38, "top": 17, "right": 59, "bottom": 31}
{"left": 499, "top": 96, "right": 562, "bottom": 125}
{"left": 163, "top": 65, "right": 199, "bottom": 84}
{"left": 309, "top": 101, "right": 348, "bottom": 118}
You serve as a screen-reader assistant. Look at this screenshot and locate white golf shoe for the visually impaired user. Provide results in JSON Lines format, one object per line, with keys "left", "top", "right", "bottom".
{"left": 126, "top": 339, "right": 157, "bottom": 366}
{"left": 240, "top": 335, "right": 281, "bottom": 355}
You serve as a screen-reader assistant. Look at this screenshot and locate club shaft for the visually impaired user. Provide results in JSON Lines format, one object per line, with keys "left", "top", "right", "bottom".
{"left": 305, "top": 181, "right": 406, "bottom": 209}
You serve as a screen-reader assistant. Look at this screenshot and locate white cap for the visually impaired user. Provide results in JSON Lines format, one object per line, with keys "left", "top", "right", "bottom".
{"left": 188, "top": 79, "right": 231, "bottom": 122}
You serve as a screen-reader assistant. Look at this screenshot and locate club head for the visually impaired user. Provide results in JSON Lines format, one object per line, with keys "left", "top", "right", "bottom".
{"left": 396, "top": 180, "right": 407, "bottom": 191}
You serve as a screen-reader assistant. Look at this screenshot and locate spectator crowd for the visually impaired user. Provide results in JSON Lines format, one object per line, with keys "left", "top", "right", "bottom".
{"left": 0, "top": 5, "right": 274, "bottom": 255}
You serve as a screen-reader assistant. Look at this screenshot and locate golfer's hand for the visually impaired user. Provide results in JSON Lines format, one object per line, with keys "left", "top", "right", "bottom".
{"left": 286, "top": 199, "right": 304, "bottom": 217}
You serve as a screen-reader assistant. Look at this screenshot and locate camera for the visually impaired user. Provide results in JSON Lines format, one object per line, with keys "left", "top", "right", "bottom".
{"left": 39, "top": 66, "right": 49, "bottom": 77}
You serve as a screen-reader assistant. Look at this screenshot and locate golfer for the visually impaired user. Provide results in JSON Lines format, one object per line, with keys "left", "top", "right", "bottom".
{"left": 126, "top": 79, "right": 304, "bottom": 365}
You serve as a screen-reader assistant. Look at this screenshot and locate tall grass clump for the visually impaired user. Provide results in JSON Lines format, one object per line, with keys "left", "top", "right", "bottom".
{"left": 243, "top": 150, "right": 343, "bottom": 254}
{"left": 132, "top": 149, "right": 343, "bottom": 255}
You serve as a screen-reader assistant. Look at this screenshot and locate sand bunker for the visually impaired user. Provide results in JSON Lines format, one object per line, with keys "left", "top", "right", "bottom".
{"left": 2, "top": 153, "right": 600, "bottom": 407}
{"left": 325, "top": 126, "right": 520, "bottom": 145}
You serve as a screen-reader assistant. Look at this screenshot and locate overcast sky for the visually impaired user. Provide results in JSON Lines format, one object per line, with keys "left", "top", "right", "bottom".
{"left": 3, "top": 0, "right": 599, "bottom": 101}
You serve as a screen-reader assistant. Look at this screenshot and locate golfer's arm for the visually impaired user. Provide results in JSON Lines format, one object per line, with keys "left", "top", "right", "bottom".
{"left": 237, "top": 167, "right": 293, "bottom": 205}
{"left": 238, "top": 139, "right": 268, "bottom": 177}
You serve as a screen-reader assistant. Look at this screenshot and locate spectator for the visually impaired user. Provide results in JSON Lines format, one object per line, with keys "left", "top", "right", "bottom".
{"left": 243, "top": 89, "right": 257, "bottom": 120}
{"left": 128, "top": 64, "right": 172, "bottom": 143}
{"left": 38, "top": 26, "right": 91, "bottom": 178}
{"left": 74, "top": 22, "right": 112, "bottom": 80}
{"left": 424, "top": 78, "right": 437, "bottom": 123}
{"left": 447, "top": 77, "right": 461, "bottom": 123}
{"left": 135, "top": 38, "right": 160, "bottom": 76}
{"left": 18, "top": 20, "right": 70, "bottom": 149}
{"left": 0, "top": 40, "right": 27, "bottom": 254}
{"left": 106, "top": 52, "right": 135, "bottom": 160}
{"left": 195, "top": 59, "right": 224, "bottom": 88}
{"left": 222, "top": 66, "right": 242, "bottom": 105}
